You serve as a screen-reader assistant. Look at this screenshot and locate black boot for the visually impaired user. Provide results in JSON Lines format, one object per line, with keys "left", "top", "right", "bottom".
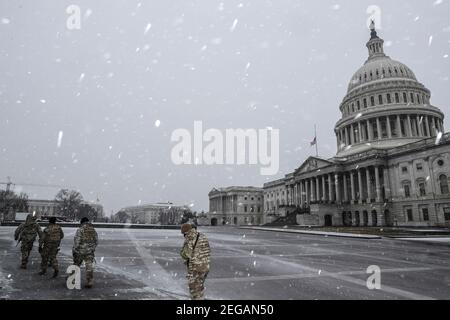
{"left": 38, "top": 270, "right": 46, "bottom": 276}
{"left": 52, "top": 270, "right": 59, "bottom": 278}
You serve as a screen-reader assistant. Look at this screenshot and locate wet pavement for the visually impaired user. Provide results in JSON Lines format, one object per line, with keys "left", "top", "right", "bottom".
{"left": 1, "top": 226, "right": 450, "bottom": 300}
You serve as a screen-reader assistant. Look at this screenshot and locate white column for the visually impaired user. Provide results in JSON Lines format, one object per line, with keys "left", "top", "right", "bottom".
{"left": 335, "top": 174, "right": 341, "bottom": 204}
{"left": 387, "top": 116, "right": 392, "bottom": 138}
{"left": 358, "top": 169, "right": 363, "bottom": 204}
{"left": 306, "top": 179, "right": 310, "bottom": 205}
{"left": 358, "top": 122, "right": 363, "bottom": 142}
{"left": 417, "top": 116, "right": 423, "bottom": 137}
{"left": 293, "top": 183, "right": 296, "bottom": 207}
{"left": 367, "top": 120, "right": 373, "bottom": 141}
{"left": 293, "top": 184, "right": 296, "bottom": 206}
{"left": 431, "top": 117, "right": 437, "bottom": 136}
{"left": 383, "top": 167, "right": 391, "bottom": 200}
{"left": 407, "top": 115, "right": 413, "bottom": 137}
{"left": 328, "top": 173, "right": 333, "bottom": 202}
{"left": 322, "top": 175, "right": 327, "bottom": 201}
{"left": 376, "top": 117, "right": 382, "bottom": 139}
{"left": 336, "top": 132, "right": 341, "bottom": 150}
{"left": 375, "top": 166, "right": 382, "bottom": 202}
{"left": 350, "top": 125, "right": 355, "bottom": 145}
{"left": 397, "top": 115, "right": 402, "bottom": 137}
{"left": 345, "top": 127, "right": 349, "bottom": 145}
{"left": 316, "top": 177, "right": 320, "bottom": 202}
{"left": 366, "top": 167, "right": 372, "bottom": 202}
{"left": 343, "top": 173, "right": 348, "bottom": 202}
{"left": 350, "top": 172, "right": 356, "bottom": 203}
{"left": 423, "top": 116, "right": 429, "bottom": 137}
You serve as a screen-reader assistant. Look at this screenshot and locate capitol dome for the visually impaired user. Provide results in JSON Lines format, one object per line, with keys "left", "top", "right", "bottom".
{"left": 347, "top": 57, "right": 417, "bottom": 93}
{"left": 334, "top": 22, "right": 445, "bottom": 158}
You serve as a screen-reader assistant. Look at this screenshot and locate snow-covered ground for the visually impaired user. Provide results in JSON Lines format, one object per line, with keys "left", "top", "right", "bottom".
{"left": 1, "top": 226, "right": 450, "bottom": 300}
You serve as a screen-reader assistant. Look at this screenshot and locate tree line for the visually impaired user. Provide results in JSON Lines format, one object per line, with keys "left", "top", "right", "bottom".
{"left": 0, "top": 189, "right": 104, "bottom": 222}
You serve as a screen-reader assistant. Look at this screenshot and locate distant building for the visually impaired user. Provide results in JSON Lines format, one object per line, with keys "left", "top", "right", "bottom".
{"left": 115, "top": 202, "right": 188, "bottom": 225}
{"left": 27, "top": 199, "right": 104, "bottom": 221}
{"left": 208, "top": 187, "right": 264, "bottom": 226}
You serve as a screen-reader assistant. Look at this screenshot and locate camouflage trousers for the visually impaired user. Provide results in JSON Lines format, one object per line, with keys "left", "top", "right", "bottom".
{"left": 187, "top": 268, "right": 209, "bottom": 300}
{"left": 73, "top": 252, "right": 95, "bottom": 282}
{"left": 40, "top": 243, "right": 60, "bottom": 272}
{"left": 20, "top": 241, "right": 34, "bottom": 266}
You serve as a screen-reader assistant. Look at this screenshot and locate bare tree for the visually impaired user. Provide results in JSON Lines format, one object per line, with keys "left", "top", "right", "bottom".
{"left": 77, "top": 203, "right": 99, "bottom": 222}
{"left": 55, "top": 189, "right": 83, "bottom": 221}
{"left": 0, "top": 190, "right": 29, "bottom": 220}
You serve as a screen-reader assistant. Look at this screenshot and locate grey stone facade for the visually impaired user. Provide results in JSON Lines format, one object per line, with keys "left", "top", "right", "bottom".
{"left": 210, "top": 24, "right": 450, "bottom": 228}
{"left": 263, "top": 24, "right": 450, "bottom": 227}
{"left": 208, "top": 187, "right": 264, "bottom": 226}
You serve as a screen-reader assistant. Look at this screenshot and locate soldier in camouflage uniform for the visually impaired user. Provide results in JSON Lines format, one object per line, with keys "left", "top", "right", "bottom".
{"left": 73, "top": 217, "right": 98, "bottom": 288}
{"left": 14, "top": 213, "right": 42, "bottom": 269}
{"left": 180, "top": 223, "right": 211, "bottom": 300}
{"left": 39, "top": 217, "right": 64, "bottom": 277}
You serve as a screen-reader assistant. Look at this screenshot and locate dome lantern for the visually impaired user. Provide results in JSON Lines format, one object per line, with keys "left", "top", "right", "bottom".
{"left": 366, "top": 20, "right": 385, "bottom": 60}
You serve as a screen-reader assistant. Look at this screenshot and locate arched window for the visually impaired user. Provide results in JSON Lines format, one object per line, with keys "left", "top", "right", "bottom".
{"left": 387, "top": 93, "right": 392, "bottom": 104}
{"left": 410, "top": 93, "right": 415, "bottom": 104}
{"left": 370, "top": 96, "right": 375, "bottom": 107}
{"left": 378, "top": 95, "right": 383, "bottom": 105}
{"left": 371, "top": 210, "right": 378, "bottom": 226}
{"left": 395, "top": 93, "right": 400, "bottom": 103}
{"left": 440, "top": 175, "right": 449, "bottom": 195}
{"left": 403, "top": 92, "right": 408, "bottom": 103}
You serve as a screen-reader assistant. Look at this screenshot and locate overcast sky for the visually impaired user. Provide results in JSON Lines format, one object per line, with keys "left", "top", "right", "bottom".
{"left": 1, "top": 0, "right": 449, "bottom": 215}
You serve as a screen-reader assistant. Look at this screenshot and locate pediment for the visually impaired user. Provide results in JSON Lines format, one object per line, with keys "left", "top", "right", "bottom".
{"left": 295, "top": 157, "right": 333, "bottom": 174}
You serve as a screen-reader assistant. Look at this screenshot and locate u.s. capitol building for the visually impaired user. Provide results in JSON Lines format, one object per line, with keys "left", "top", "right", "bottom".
{"left": 209, "top": 24, "right": 450, "bottom": 227}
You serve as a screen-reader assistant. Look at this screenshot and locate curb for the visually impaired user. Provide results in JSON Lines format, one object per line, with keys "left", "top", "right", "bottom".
{"left": 239, "top": 226, "right": 382, "bottom": 239}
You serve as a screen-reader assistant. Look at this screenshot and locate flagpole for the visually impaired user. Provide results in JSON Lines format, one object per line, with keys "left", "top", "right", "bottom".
{"left": 315, "top": 125, "right": 318, "bottom": 157}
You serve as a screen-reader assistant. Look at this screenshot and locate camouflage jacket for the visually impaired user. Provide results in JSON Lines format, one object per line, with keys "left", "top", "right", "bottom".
{"left": 14, "top": 215, "right": 42, "bottom": 243}
{"left": 73, "top": 223, "right": 98, "bottom": 255}
{"left": 180, "top": 228, "right": 211, "bottom": 270}
{"left": 40, "top": 224, "right": 64, "bottom": 246}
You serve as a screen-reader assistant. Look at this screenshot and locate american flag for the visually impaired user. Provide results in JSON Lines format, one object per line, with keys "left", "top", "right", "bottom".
{"left": 310, "top": 136, "right": 317, "bottom": 146}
